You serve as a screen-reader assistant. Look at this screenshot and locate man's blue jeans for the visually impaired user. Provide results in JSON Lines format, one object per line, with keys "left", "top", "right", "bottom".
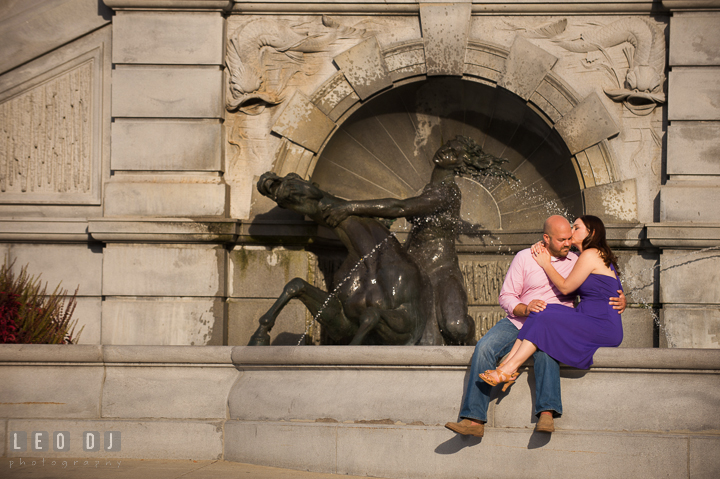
{"left": 459, "top": 317, "right": 562, "bottom": 423}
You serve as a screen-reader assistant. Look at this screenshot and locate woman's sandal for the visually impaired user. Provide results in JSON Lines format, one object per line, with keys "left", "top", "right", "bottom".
{"left": 479, "top": 367, "right": 520, "bottom": 392}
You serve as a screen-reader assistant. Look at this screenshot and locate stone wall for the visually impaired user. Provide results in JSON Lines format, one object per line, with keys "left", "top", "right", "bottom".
{"left": 0, "top": 1, "right": 719, "bottom": 348}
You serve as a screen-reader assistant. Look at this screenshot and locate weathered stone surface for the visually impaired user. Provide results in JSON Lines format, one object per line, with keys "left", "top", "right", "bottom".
{"left": 464, "top": 40, "right": 506, "bottom": 83}
{"left": 272, "top": 92, "right": 336, "bottom": 153}
{"left": 0, "top": 219, "right": 91, "bottom": 242}
{"left": 226, "top": 421, "right": 689, "bottom": 479}
{"left": 420, "top": 3, "right": 472, "bottom": 76}
{"left": 103, "top": 181, "right": 227, "bottom": 217}
{"left": 499, "top": 36, "right": 558, "bottom": 101}
{"left": 112, "top": 67, "right": 223, "bottom": 118}
{"left": 6, "top": 419, "right": 223, "bottom": 460}
{"left": 646, "top": 222, "right": 720, "bottom": 249}
{"left": 0, "top": 0, "right": 111, "bottom": 75}
{"left": 88, "top": 218, "right": 239, "bottom": 243}
{"left": 225, "top": 421, "right": 337, "bottom": 473}
{"left": 228, "top": 366, "right": 466, "bottom": 424}
{"left": 616, "top": 250, "right": 658, "bottom": 306}
{"left": 668, "top": 68, "right": 720, "bottom": 120}
{"left": 618, "top": 307, "right": 655, "bottom": 348}
{"left": 74, "top": 297, "right": 102, "bottom": 345}
{"left": 102, "top": 345, "right": 233, "bottom": 364}
{"left": 669, "top": 13, "right": 720, "bottom": 66}
{"left": 660, "top": 185, "right": 720, "bottom": 222}
{"left": 582, "top": 179, "right": 638, "bottom": 224}
{"left": 0, "top": 344, "right": 102, "bottom": 363}
{"left": 690, "top": 436, "right": 720, "bottom": 479}
{"left": 342, "top": 425, "right": 688, "bottom": 479}
{"left": 0, "top": 365, "right": 103, "bottom": 418}
{"left": 384, "top": 40, "right": 427, "bottom": 81}
{"left": 667, "top": 122, "right": 720, "bottom": 175}
{"left": 113, "top": 12, "right": 224, "bottom": 65}
{"left": 228, "top": 247, "right": 313, "bottom": 298}
{"left": 659, "top": 249, "right": 720, "bottom": 304}
{"left": 227, "top": 299, "right": 308, "bottom": 346}
{"left": 103, "top": 244, "right": 225, "bottom": 297}
{"left": 112, "top": 120, "right": 222, "bottom": 171}
{"left": 102, "top": 366, "right": 238, "bottom": 419}
{"left": 662, "top": 307, "right": 720, "bottom": 348}
{"left": 499, "top": 366, "right": 720, "bottom": 431}
{"left": 554, "top": 92, "right": 620, "bottom": 155}
{"left": 101, "top": 298, "right": 225, "bottom": 346}
{"left": 6, "top": 244, "right": 103, "bottom": 296}
{"left": 0, "top": 419, "right": 5, "bottom": 456}
{"left": 334, "top": 36, "right": 392, "bottom": 101}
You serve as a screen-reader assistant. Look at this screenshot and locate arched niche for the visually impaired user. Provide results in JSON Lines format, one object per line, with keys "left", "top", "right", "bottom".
{"left": 269, "top": 34, "right": 623, "bottom": 229}
{"left": 311, "top": 77, "right": 582, "bottom": 230}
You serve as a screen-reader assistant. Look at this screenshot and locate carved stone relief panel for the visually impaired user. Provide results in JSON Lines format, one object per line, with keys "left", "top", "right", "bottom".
{"left": 459, "top": 257, "right": 513, "bottom": 306}
{"left": 0, "top": 28, "right": 109, "bottom": 205}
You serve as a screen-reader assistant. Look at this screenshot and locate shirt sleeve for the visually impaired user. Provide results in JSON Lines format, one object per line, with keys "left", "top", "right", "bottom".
{"left": 498, "top": 251, "right": 527, "bottom": 317}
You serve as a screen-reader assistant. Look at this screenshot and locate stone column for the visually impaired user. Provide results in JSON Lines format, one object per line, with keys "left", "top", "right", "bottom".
{"left": 105, "top": 5, "right": 227, "bottom": 216}
{"left": 654, "top": 1, "right": 720, "bottom": 347}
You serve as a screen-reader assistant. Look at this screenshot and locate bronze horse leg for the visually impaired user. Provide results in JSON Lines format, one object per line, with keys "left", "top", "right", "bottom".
{"left": 248, "top": 277, "right": 357, "bottom": 346}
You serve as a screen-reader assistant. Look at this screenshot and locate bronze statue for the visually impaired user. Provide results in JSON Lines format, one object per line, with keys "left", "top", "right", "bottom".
{"left": 248, "top": 172, "right": 434, "bottom": 346}
{"left": 322, "top": 135, "right": 515, "bottom": 345}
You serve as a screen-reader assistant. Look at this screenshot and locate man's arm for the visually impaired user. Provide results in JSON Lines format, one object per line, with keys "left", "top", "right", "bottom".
{"left": 512, "top": 299, "right": 547, "bottom": 317}
{"left": 499, "top": 251, "right": 548, "bottom": 317}
{"left": 609, "top": 290, "right": 626, "bottom": 314}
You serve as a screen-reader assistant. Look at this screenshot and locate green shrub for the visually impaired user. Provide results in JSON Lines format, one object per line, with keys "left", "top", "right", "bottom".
{"left": 1, "top": 258, "right": 81, "bottom": 344}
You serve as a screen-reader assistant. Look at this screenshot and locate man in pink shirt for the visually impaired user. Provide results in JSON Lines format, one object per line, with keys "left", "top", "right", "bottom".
{"left": 445, "top": 215, "right": 626, "bottom": 437}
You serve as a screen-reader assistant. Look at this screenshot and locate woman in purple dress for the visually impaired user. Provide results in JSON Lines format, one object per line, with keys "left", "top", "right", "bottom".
{"left": 479, "top": 215, "right": 623, "bottom": 388}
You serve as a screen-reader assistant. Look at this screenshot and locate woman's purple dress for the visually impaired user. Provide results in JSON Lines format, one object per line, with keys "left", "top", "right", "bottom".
{"left": 516, "top": 267, "right": 623, "bottom": 369}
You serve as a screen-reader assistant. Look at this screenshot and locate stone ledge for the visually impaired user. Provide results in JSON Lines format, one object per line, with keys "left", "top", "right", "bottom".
{"left": 88, "top": 218, "right": 240, "bottom": 243}
{"left": 647, "top": 222, "right": 720, "bottom": 248}
{"left": 231, "top": 345, "right": 720, "bottom": 370}
{"left": 0, "top": 219, "right": 91, "bottom": 243}
{"left": 5, "top": 345, "right": 718, "bottom": 369}
{"left": 0, "top": 345, "right": 234, "bottom": 364}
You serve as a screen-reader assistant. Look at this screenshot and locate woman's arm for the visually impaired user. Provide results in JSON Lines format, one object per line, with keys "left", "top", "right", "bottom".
{"left": 532, "top": 248, "right": 600, "bottom": 295}
{"left": 322, "top": 188, "right": 448, "bottom": 227}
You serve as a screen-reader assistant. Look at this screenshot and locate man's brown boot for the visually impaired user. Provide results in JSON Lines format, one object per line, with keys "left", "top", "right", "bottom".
{"left": 444, "top": 419, "right": 484, "bottom": 437}
{"left": 535, "top": 412, "right": 555, "bottom": 433}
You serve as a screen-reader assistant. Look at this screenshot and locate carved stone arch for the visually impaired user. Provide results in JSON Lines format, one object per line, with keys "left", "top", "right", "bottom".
{"left": 270, "top": 31, "right": 626, "bottom": 228}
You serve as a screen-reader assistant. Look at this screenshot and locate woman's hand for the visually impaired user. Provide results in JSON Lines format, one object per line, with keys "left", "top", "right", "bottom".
{"left": 322, "top": 203, "right": 353, "bottom": 227}
{"left": 531, "top": 243, "right": 552, "bottom": 269}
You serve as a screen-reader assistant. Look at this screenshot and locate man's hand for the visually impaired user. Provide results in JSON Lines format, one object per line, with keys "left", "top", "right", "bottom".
{"left": 609, "top": 290, "right": 626, "bottom": 314}
{"left": 514, "top": 299, "right": 547, "bottom": 317}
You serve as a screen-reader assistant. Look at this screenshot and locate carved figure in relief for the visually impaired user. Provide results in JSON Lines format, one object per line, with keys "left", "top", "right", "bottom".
{"left": 225, "top": 15, "right": 366, "bottom": 115}
{"left": 248, "top": 171, "right": 434, "bottom": 346}
{"left": 512, "top": 17, "right": 666, "bottom": 115}
{"left": 322, "top": 136, "right": 516, "bottom": 345}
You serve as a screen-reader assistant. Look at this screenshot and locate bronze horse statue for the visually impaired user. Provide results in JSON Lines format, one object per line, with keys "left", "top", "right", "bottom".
{"left": 248, "top": 171, "right": 437, "bottom": 346}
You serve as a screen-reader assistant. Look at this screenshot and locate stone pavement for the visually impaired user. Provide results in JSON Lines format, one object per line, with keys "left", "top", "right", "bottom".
{"left": 0, "top": 458, "right": 383, "bottom": 479}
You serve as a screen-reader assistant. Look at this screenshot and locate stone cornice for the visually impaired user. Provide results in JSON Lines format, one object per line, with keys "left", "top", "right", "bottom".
{"left": 101, "top": 0, "right": 672, "bottom": 14}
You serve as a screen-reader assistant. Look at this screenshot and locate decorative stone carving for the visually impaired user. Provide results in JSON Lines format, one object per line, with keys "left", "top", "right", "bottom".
{"left": 460, "top": 259, "right": 512, "bottom": 306}
{"left": 0, "top": 60, "right": 94, "bottom": 200}
{"left": 225, "top": 15, "right": 367, "bottom": 115}
{"left": 514, "top": 17, "right": 666, "bottom": 115}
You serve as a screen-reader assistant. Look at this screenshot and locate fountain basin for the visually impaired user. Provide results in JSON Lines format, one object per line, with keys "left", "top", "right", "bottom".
{"left": 1, "top": 345, "right": 719, "bottom": 477}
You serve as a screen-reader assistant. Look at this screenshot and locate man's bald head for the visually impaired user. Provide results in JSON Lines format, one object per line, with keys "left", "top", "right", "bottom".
{"left": 542, "top": 215, "right": 572, "bottom": 258}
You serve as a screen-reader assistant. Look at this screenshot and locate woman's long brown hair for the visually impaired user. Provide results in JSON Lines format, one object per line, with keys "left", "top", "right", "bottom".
{"left": 579, "top": 215, "right": 620, "bottom": 275}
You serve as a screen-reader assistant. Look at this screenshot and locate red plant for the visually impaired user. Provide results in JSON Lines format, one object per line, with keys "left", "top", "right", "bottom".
{"left": 0, "top": 258, "right": 81, "bottom": 344}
